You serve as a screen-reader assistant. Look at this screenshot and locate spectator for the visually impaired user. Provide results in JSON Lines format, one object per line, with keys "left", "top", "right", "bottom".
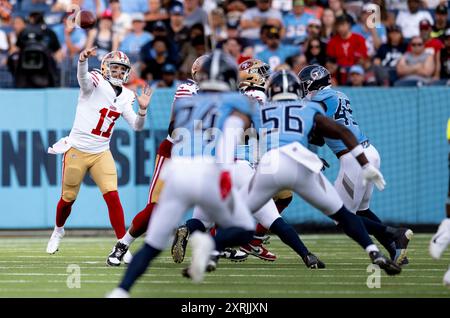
{"left": 0, "top": 0, "right": 12, "bottom": 24}
{"left": 144, "top": 0, "right": 169, "bottom": 32}
{"left": 374, "top": 25, "right": 407, "bottom": 84}
{"left": 320, "top": 8, "right": 335, "bottom": 43}
{"left": 222, "top": 37, "right": 243, "bottom": 62}
{"left": 183, "top": 0, "right": 209, "bottom": 30}
{"left": 140, "top": 37, "right": 178, "bottom": 81}
{"left": 109, "top": 0, "right": 132, "bottom": 42}
{"left": 437, "top": 28, "right": 450, "bottom": 84}
{"left": 395, "top": 0, "right": 433, "bottom": 40}
{"left": 255, "top": 25, "right": 301, "bottom": 70}
{"left": 325, "top": 56, "right": 339, "bottom": 85}
{"left": 306, "top": 17, "right": 322, "bottom": 40}
{"left": 11, "top": 12, "right": 60, "bottom": 88}
{"left": 283, "top": 0, "right": 315, "bottom": 45}
{"left": 300, "top": 36, "right": 327, "bottom": 66}
{"left": 7, "top": 16, "right": 26, "bottom": 55}
{"left": 417, "top": 19, "right": 444, "bottom": 80}
{"left": 119, "top": 13, "right": 153, "bottom": 63}
{"left": 150, "top": 20, "right": 179, "bottom": 62}
{"left": 167, "top": 4, "right": 190, "bottom": 53}
{"left": 217, "top": 20, "right": 253, "bottom": 56}
{"left": 327, "top": 14, "right": 368, "bottom": 83}
{"left": 240, "top": 0, "right": 283, "bottom": 42}
{"left": 347, "top": 64, "right": 366, "bottom": 86}
{"left": 52, "top": 13, "right": 87, "bottom": 63}
{"left": 431, "top": 4, "right": 449, "bottom": 40}
{"left": 304, "top": 0, "right": 323, "bottom": 19}
{"left": 328, "top": 0, "right": 355, "bottom": 25}
{"left": 85, "top": 10, "right": 119, "bottom": 65}
{"left": 180, "top": 33, "right": 209, "bottom": 79}
{"left": 351, "top": 4, "right": 387, "bottom": 57}
{"left": 286, "top": 54, "right": 307, "bottom": 74}
{"left": 151, "top": 63, "right": 181, "bottom": 88}
{"left": 209, "top": 7, "right": 228, "bottom": 48}
{"left": 395, "top": 35, "right": 435, "bottom": 86}
{"left": 372, "top": 0, "right": 393, "bottom": 27}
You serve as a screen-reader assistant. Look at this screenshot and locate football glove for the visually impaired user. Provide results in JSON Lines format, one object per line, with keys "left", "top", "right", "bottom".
{"left": 362, "top": 164, "right": 386, "bottom": 191}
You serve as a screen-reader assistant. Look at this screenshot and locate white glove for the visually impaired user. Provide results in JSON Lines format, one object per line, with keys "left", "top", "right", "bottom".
{"left": 362, "top": 164, "right": 386, "bottom": 191}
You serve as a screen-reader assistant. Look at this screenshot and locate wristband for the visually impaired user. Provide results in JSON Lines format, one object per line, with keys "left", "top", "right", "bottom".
{"left": 350, "top": 144, "right": 364, "bottom": 158}
{"left": 138, "top": 108, "right": 147, "bottom": 117}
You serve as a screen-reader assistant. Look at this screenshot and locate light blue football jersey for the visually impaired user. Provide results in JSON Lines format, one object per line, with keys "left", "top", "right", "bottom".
{"left": 257, "top": 99, "right": 325, "bottom": 152}
{"left": 171, "top": 92, "right": 257, "bottom": 158}
{"left": 310, "top": 88, "right": 368, "bottom": 154}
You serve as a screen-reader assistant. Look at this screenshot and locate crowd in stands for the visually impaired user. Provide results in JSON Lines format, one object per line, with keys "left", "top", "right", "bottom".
{"left": 0, "top": 0, "right": 449, "bottom": 88}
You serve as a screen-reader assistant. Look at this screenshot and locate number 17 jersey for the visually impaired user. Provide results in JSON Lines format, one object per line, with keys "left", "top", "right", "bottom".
{"left": 68, "top": 71, "right": 138, "bottom": 154}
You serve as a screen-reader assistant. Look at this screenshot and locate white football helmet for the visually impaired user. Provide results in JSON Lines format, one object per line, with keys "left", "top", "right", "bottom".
{"left": 101, "top": 51, "right": 131, "bottom": 87}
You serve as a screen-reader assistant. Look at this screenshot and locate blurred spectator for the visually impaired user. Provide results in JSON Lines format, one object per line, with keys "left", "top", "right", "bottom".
{"left": 52, "top": 13, "right": 87, "bottom": 63}
{"left": 151, "top": 63, "right": 181, "bottom": 88}
{"left": 328, "top": 0, "right": 355, "bottom": 25}
{"left": 217, "top": 20, "right": 253, "bottom": 55}
{"left": 183, "top": 0, "right": 209, "bottom": 30}
{"left": 180, "top": 23, "right": 211, "bottom": 62}
{"left": 180, "top": 32, "right": 209, "bottom": 79}
{"left": 431, "top": 4, "right": 449, "bottom": 40}
{"left": 372, "top": 0, "right": 393, "bottom": 27}
{"left": 351, "top": 4, "right": 387, "bottom": 57}
{"left": 0, "top": 0, "right": 12, "bottom": 24}
{"left": 85, "top": 10, "right": 119, "bottom": 64}
{"left": 395, "top": 0, "right": 433, "bottom": 39}
{"left": 286, "top": 54, "right": 306, "bottom": 74}
{"left": 255, "top": 25, "right": 301, "bottom": 70}
{"left": 140, "top": 36, "right": 178, "bottom": 81}
{"left": 395, "top": 35, "right": 435, "bottom": 86}
{"left": 240, "top": 0, "right": 283, "bottom": 42}
{"left": 168, "top": 4, "right": 190, "bottom": 52}
{"left": 144, "top": 0, "right": 169, "bottom": 32}
{"left": 417, "top": 19, "right": 444, "bottom": 80}
{"left": 209, "top": 7, "right": 227, "bottom": 48}
{"left": 0, "top": 27, "right": 8, "bottom": 65}
{"left": 224, "top": 0, "right": 247, "bottom": 22}
{"left": 150, "top": 20, "right": 179, "bottom": 61}
{"left": 8, "top": 16, "right": 27, "bottom": 55}
{"left": 125, "top": 65, "right": 147, "bottom": 90}
{"left": 10, "top": 11, "right": 60, "bottom": 88}
{"left": 320, "top": 8, "right": 335, "bottom": 43}
{"left": 222, "top": 37, "right": 243, "bottom": 61}
{"left": 347, "top": 64, "right": 366, "bottom": 86}
{"left": 283, "top": 0, "right": 315, "bottom": 45}
{"left": 437, "top": 28, "right": 450, "bottom": 83}
{"left": 109, "top": 0, "right": 132, "bottom": 42}
{"left": 119, "top": 13, "right": 153, "bottom": 63}
{"left": 374, "top": 25, "right": 407, "bottom": 84}
{"left": 306, "top": 18, "right": 321, "bottom": 39}
{"left": 325, "top": 56, "right": 339, "bottom": 85}
{"left": 272, "top": 0, "right": 292, "bottom": 13}
{"left": 300, "top": 36, "right": 326, "bottom": 66}
{"left": 304, "top": 0, "right": 323, "bottom": 19}
{"left": 327, "top": 15, "right": 368, "bottom": 83}
{"left": 52, "top": 0, "right": 105, "bottom": 18}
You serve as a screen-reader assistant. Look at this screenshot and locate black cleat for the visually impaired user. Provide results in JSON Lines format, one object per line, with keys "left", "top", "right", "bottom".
{"left": 206, "top": 254, "right": 219, "bottom": 272}
{"left": 302, "top": 253, "right": 326, "bottom": 269}
{"left": 394, "top": 228, "right": 413, "bottom": 265}
{"left": 369, "top": 251, "right": 402, "bottom": 275}
{"left": 107, "top": 242, "right": 129, "bottom": 266}
{"left": 171, "top": 225, "right": 189, "bottom": 264}
{"left": 219, "top": 248, "right": 248, "bottom": 262}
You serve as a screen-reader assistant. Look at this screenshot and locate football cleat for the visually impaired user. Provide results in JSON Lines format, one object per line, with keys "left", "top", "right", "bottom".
{"left": 302, "top": 253, "right": 326, "bottom": 269}
{"left": 107, "top": 242, "right": 129, "bottom": 266}
{"left": 183, "top": 232, "right": 214, "bottom": 283}
{"left": 123, "top": 250, "right": 133, "bottom": 264}
{"left": 240, "top": 243, "right": 277, "bottom": 261}
{"left": 219, "top": 248, "right": 248, "bottom": 262}
{"left": 254, "top": 234, "right": 271, "bottom": 245}
{"left": 206, "top": 253, "right": 220, "bottom": 272}
{"left": 171, "top": 225, "right": 189, "bottom": 264}
{"left": 393, "top": 228, "right": 414, "bottom": 265}
{"left": 429, "top": 218, "right": 450, "bottom": 260}
{"left": 46, "top": 228, "right": 65, "bottom": 254}
{"left": 369, "top": 251, "right": 402, "bottom": 276}
{"left": 106, "top": 288, "right": 130, "bottom": 298}
{"left": 443, "top": 266, "right": 450, "bottom": 287}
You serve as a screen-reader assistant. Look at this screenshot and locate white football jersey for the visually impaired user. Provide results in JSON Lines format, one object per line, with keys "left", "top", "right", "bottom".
{"left": 68, "top": 69, "right": 141, "bottom": 154}
{"left": 244, "top": 88, "right": 267, "bottom": 105}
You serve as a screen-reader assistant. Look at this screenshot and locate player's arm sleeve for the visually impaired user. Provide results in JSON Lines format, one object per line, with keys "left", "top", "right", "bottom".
{"left": 122, "top": 97, "right": 147, "bottom": 131}
{"left": 77, "top": 60, "right": 95, "bottom": 96}
{"left": 216, "top": 112, "right": 249, "bottom": 169}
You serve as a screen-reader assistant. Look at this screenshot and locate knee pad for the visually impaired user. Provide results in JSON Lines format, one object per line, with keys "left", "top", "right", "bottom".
{"left": 62, "top": 189, "right": 77, "bottom": 202}
{"left": 64, "top": 166, "right": 82, "bottom": 187}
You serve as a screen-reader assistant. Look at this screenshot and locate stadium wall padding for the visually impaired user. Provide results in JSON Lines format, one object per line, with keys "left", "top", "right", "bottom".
{"left": 0, "top": 87, "right": 448, "bottom": 229}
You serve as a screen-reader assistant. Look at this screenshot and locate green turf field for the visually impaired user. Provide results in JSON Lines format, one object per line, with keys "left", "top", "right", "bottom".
{"left": 0, "top": 234, "right": 449, "bottom": 298}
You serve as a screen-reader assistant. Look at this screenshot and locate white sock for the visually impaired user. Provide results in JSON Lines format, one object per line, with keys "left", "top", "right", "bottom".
{"left": 55, "top": 226, "right": 64, "bottom": 233}
{"left": 120, "top": 231, "right": 136, "bottom": 246}
{"left": 365, "top": 244, "right": 379, "bottom": 254}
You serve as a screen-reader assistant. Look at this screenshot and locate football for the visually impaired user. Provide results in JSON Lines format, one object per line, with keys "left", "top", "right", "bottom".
{"left": 77, "top": 10, "right": 96, "bottom": 29}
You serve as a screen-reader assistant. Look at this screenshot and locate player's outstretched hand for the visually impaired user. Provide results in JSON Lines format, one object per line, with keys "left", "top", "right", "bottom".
{"left": 79, "top": 46, "right": 97, "bottom": 62}
{"left": 135, "top": 85, "right": 153, "bottom": 111}
{"left": 362, "top": 164, "right": 386, "bottom": 191}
